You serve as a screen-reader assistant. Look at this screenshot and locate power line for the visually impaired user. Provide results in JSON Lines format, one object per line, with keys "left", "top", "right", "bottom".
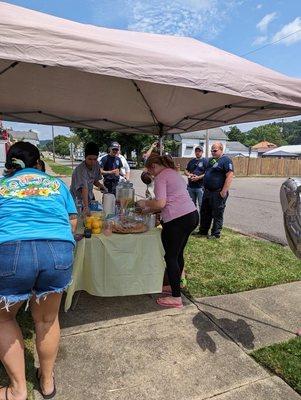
{"left": 241, "top": 28, "right": 301, "bottom": 57}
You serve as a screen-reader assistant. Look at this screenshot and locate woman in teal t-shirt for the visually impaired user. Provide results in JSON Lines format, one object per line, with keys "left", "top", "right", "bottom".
{"left": 0, "top": 142, "right": 77, "bottom": 400}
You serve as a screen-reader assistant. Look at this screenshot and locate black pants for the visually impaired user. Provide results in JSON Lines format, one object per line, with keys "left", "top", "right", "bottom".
{"left": 199, "top": 190, "right": 228, "bottom": 237}
{"left": 104, "top": 180, "right": 119, "bottom": 196}
{"left": 161, "top": 210, "right": 199, "bottom": 297}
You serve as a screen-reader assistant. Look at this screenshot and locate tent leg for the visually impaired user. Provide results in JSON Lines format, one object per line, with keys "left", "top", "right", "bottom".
{"left": 158, "top": 123, "right": 164, "bottom": 155}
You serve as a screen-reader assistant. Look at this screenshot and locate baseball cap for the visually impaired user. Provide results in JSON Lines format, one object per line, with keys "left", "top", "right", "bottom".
{"left": 195, "top": 146, "right": 203, "bottom": 151}
{"left": 109, "top": 141, "right": 120, "bottom": 150}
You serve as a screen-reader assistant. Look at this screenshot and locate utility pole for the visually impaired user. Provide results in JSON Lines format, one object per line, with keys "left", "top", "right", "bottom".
{"left": 51, "top": 125, "right": 55, "bottom": 162}
{"left": 205, "top": 129, "right": 209, "bottom": 157}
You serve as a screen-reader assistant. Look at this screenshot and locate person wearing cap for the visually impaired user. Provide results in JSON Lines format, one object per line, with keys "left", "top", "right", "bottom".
{"left": 184, "top": 146, "right": 208, "bottom": 213}
{"left": 70, "top": 142, "right": 104, "bottom": 214}
{"left": 99, "top": 145, "right": 130, "bottom": 182}
{"left": 99, "top": 142, "right": 124, "bottom": 195}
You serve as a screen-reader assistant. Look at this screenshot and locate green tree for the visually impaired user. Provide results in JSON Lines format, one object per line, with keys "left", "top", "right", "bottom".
{"left": 71, "top": 128, "right": 156, "bottom": 161}
{"left": 53, "top": 135, "right": 70, "bottom": 156}
{"left": 245, "top": 124, "right": 286, "bottom": 147}
{"left": 227, "top": 126, "right": 246, "bottom": 144}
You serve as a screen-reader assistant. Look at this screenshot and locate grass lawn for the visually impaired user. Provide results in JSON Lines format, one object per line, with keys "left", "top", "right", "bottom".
{"left": 185, "top": 228, "right": 301, "bottom": 297}
{"left": 44, "top": 158, "right": 73, "bottom": 176}
{"left": 251, "top": 337, "right": 301, "bottom": 394}
{"left": 0, "top": 307, "right": 35, "bottom": 400}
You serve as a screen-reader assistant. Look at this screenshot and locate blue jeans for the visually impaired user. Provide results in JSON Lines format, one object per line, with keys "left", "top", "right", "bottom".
{"left": 0, "top": 240, "right": 74, "bottom": 309}
{"left": 187, "top": 187, "right": 204, "bottom": 211}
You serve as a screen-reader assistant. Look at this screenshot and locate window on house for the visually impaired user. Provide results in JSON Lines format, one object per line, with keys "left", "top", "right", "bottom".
{"left": 184, "top": 146, "right": 194, "bottom": 156}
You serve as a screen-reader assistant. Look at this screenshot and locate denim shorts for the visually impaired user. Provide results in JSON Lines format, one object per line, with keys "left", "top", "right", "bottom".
{"left": 0, "top": 240, "right": 74, "bottom": 309}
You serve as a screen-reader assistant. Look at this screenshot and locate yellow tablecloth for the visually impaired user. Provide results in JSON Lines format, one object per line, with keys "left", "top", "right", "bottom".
{"left": 64, "top": 228, "right": 165, "bottom": 311}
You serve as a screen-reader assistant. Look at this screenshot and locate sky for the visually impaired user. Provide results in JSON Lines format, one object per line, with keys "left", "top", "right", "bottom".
{"left": 3, "top": 0, "right": 301, "bottom": 139}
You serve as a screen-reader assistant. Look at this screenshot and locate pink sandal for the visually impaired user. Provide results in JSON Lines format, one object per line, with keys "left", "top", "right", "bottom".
{"left": 162, "top": 286, "right": 172, "bottom": 295}
{"left": 156, "top": 296, "right": 183, "bottom": 309}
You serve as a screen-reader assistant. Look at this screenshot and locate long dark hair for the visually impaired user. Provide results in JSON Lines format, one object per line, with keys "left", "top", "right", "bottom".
{"left": 5, "top": 142, "right": 40, "bottom": 174}
{"left": 145, "top": 153, "right": 176, "bottom": 170}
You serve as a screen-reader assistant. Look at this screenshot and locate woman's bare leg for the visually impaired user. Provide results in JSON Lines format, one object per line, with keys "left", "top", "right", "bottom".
{"left": 30, "top": 293, "right": 62, "bottom": 396}
{"left": 0, "top": 301, "right": 27, "bottom": 400}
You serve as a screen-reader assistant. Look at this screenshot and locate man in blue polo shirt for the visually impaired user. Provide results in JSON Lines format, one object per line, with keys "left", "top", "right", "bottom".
{"left": 185, "top": 146, "right": 207, "bottom": 217}
{"left": 99, "top": 142, "right": 123, "bottom": 195}
{"left": 198, "top": 142, "right": 234, "bottom": 239}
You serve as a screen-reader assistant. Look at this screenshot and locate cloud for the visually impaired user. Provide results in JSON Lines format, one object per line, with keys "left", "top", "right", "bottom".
{"left": 252, "top": 35, "right": 268, "bottom": 46}
{"left": 256, "top": 4, "right": 262, "bottom": 9}
{"left": 125, "top": 0, "right": 240, "bottom": 40}
{"left": 256, "top": 12, "right": 277, "bottom": 32}
{"left": 272, "top": 17, "right": 301, "bottom": 45}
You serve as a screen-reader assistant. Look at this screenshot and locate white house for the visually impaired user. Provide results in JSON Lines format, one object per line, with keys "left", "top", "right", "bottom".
{"left": 175, "top": 128, "right": 228, "bottom": 157}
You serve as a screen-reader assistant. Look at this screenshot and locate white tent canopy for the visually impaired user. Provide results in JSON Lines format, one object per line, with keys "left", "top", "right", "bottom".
{"left": 0, "top": 1, "right": 301, "bottom": 135}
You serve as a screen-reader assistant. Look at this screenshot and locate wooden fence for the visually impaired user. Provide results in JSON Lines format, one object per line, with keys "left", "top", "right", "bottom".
{"left": 173, "top": 157, "right": 301, "bottom": 177}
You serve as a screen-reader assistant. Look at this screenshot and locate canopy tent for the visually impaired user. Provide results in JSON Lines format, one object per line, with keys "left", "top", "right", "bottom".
{"left": 0, "top": 2, "right": 301, "bottom": 136}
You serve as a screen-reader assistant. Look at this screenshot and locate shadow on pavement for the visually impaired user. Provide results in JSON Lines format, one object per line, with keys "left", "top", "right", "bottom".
{"left": 193, "top": 311, "right": 255, "bottom": 353}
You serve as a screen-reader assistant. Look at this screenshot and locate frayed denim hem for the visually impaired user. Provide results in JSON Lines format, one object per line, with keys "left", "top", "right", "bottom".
{"left": 33, "top": 279, "right": 73, "bottom": 304}
{"left": 0, "top": 294, "right": 31, "bottom": 312}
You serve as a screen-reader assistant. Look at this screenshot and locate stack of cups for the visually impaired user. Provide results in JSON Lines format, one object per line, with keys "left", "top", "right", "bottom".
{"left": 103, "top": 193, "right": 116, "bottom": 217}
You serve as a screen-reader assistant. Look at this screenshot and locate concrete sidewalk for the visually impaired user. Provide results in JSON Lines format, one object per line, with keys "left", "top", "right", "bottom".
{"left": 34, "top": 282, "right": 300, "bottom": 400}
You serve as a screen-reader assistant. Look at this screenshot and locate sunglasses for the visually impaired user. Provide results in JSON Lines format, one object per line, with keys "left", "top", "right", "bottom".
{"left": 211, "top": 149, "right": 219, "bottom": 153}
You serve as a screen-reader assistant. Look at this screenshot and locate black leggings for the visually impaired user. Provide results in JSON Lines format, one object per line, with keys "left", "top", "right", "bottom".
{"left": 161, "top": 210, "right": 199, "bottom": 297}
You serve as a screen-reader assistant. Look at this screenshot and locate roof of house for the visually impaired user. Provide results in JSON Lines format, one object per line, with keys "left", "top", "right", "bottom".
{"left": 262, "top": 150, "right": 298, "bottom": 157}
{"left": 264, "top": 145, "right": 301, "bottom": 155}
{"left": 226, "top": 141, "right": 249, "bottom": 152}
{"left": 176, "top": 128, "right": 228, "bottom": 141}
{"left": 8, "top": 130, "right": 39, "bottom": 142}
{"left": 252, "top": 140, "right": 277, "bottom": 149}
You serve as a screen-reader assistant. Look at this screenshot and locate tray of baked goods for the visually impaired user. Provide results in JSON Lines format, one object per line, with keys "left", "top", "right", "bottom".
{"left": 111, "top": 220, "right": 148, "bottom": 234}
{"left": 110, "top": 213, "right": 148, "bottom": 234}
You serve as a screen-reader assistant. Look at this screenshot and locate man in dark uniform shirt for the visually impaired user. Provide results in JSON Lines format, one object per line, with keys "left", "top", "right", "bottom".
{"left": 99, "top": 142, "right": 123, "bottom": 195}
{"left": 184, "top": 146, "right": 208, "bottom": 218}
{"left": 198, "top": 142, "right": 234, "bottom": 239}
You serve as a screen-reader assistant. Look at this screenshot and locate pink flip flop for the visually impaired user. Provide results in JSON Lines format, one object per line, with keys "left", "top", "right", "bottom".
{"left": 162, "top": 286, "right": 172, "bottom": 295}
{"left": 156, "top": 296, "right": 183, "bottom": 309}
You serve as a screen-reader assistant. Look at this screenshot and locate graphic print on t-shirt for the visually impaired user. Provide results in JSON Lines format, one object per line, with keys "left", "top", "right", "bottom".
{"left": 0, "top": 174, "right": 61, "bottom": 198}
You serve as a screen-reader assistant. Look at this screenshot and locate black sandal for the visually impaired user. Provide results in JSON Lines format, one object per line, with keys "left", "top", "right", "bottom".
{"left": 36, "top": 369, "right": 56, "bottom": 399}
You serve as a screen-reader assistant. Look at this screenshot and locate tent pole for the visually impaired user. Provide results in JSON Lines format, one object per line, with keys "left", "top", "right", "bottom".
{"left": 158, "top": 123, "right": 164, "bottom": 155}
{"left": 51, "top": 125, "right": 56, "bottom": 162}
{"left": 205, "top": 129, "right": 209, "bottom": 157}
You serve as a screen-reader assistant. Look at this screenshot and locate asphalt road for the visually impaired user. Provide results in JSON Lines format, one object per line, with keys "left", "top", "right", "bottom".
{"left": 54, "top": 158, "right": 288, "bottom": 245}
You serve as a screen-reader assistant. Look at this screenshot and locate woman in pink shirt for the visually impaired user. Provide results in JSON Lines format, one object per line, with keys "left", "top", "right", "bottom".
{"left": 137, "top": 154, "right": 198, "bottom": 308}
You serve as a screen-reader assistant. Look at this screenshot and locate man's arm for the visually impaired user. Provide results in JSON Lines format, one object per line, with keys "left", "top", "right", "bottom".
{"left": 81, "top": 187, "right": 90, "bottom": 213}
{"left": 220, "top": 171, "right": 234, "bottom": 198}
{"left": 144, "top": 142, "right": 158, "bottom": 160}
{"left": 190, "top": 173, "right": 205, "bottom": 181}
{"left": 94, "top": 180, "right": 106, "bottom": 191}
